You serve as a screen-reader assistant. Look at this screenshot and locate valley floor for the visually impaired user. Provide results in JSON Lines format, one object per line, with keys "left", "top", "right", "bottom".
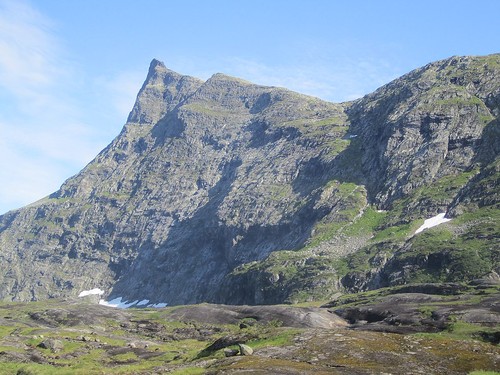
{"left": 0, "top": 282, "right": 498, "bottom": 374}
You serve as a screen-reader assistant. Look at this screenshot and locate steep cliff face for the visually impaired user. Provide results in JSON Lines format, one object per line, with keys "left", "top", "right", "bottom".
{"left": 327, "top": 55, "right": 500, "bottom": 293}
{"left": 0, "top": 54, "right": 498, "bottom": 304}
{"left": 0, "top": 59, "right": 349, "bottom": 303}
{"left": 219, "top": 54, "right": 500, "bottom": 303}
{"left": 349, "top": 55, "right": 499, "bottom": 208}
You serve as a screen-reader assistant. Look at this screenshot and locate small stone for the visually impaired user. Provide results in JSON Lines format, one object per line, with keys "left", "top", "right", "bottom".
{"left": 29, "top": 352, "right": 46, "bottom": 364}
{"left": 224, "top": 348, "right": 239, "bottom": 357}
{"left": 37, "top": 338, "right": 63, "bottom": 353}
{"left": 238, "top": 344, "right": 253, "bottom": 356}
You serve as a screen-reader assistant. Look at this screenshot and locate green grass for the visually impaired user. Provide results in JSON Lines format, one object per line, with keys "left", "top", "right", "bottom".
{"left": 385, "top": 169, "right": 479, "bottom": 226}
{"left": 230, "top": 248, "right": 342, "bottom": 304}
{"left": 419, "top": 170, "right": 478, "bottom": 201}
{"left": 418, "top": 306, "right": 436, "bottom": 319}
{"left": 445, "top": 321, "right": 491, "bottom": 340}
{"left": 169, "top": 368, "right": 205, "bottom": 375}
{"left": 247, "top": 328, "right": 300, "bottom": 349}
{"left": 110, "top": 351, "right": 139, "bottom": 362}
{"left": 325, "top": 286, "right": 395, "bottom": 308}
{"left": 434, "top": 95, "right": 483, "bottom": 107}
{"left": 0, "top": 360, "right": 106, "bottom": 375}
{"left": 342, "top": 207, "right": 386, "bottom": 237}
{"left": 0, "top": 298, "right": 242, "bottom": 373}
{"left": 224, "top": 162, "right": 495, "bottom": 299}
{"left": 0, "top": 326, "right": 15, "bottom": 338}
{"left": 372, "top": 220, "right": 418, "bottom": 242}
{"left": 403, "top": 228, "right": 454, "bottom": 258}
{"left": 307, "top": 182, "right": 367, "bottom": 247}
{"left": 393, "top": 204, "right": 500, "bottom": 284}
{"left": 325, "top": 138, "right": 351, "bottom": 157}
{"left": 416, "top": 320, "right": 499, "bottom": 344}
{"left": 276, "top": 113, "right": 351, "bottom": 157}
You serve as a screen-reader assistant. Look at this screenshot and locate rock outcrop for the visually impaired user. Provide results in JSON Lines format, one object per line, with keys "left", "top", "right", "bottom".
{"left": 0, "top": 54, "right": 499, "bottom": 304}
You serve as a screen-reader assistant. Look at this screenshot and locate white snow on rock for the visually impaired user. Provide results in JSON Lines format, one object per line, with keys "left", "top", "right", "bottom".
{"left": 78, "top": 288, "right": 105, "bottom": 297}
{"left": 79, "top": 288, "right": 167, "bottom": 309}
{"left": 99, "top": 297, "right": 138, "bottom": 309}
{"left": 98, "top": 296, "right": 168, "bottom": 309}
{"left": 415, "top": 213, "right": 451, "bottom": 234}
{"left": 149, "top": 303, "right": 168, "bottom": 308}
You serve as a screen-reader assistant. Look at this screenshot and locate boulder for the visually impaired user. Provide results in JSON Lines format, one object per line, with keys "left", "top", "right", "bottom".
{"left": 223, "top": 348, "right": 239, "bottom": 357}
{"left": 37, "top": 338, "right": 63, "bottom": 352}
{"left": 238, "top": 343, "right": 253, "bottom": 356}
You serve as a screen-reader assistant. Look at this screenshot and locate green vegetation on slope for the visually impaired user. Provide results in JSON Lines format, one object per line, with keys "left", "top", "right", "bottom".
{"left": 0, "top": 300, "right": 304, "bottom": 375}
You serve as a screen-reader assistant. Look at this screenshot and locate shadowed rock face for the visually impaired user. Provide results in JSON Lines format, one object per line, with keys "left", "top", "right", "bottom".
{"left": 0, "top": 55, "right": 499, "bottom": 305}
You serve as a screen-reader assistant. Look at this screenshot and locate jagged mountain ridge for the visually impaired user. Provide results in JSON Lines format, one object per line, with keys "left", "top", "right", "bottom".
{"left": 0, "top": 54, "right": 498, "bottom": 304}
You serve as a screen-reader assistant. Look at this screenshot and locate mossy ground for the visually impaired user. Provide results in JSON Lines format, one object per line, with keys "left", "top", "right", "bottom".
{"left": 1, "top": 281, "right": 499, "bottom": 374}
{"left": 209, "top": 328, "right": 500, "bottom": 374}
{"left": 0, "top": 300, "right": 307, "bottom": 374}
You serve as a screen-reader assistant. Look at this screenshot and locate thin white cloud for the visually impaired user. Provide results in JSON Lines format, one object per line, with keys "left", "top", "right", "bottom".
{"left": 93, "top": 70, "right": 146, "bottom": 121}
{"left": 0, "top": 0, "right": 64, "bottom": 100}
{"left": 0, "top": 0, "right": 78, "bottom": 213}
{"left": 222, "top": 56, "right": 401, "bottom": 103}
{"left": 0, "top": 0, "right": 129, "bottom": 214}
{"left": 0, "top": 123, "right": 65, "bottom": 209}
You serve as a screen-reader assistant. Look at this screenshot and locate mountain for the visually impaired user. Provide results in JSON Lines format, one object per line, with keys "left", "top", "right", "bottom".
{"left": 0, "top": 54, "right": 498, "bottom": 305}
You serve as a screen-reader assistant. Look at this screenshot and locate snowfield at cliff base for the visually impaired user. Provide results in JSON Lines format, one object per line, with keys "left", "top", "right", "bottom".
{"left": 78, "top": 288, "right": 167, "bottom": 308}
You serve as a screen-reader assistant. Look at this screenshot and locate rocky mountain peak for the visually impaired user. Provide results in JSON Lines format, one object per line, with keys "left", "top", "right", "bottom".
{"left": 149, "top": 57, "right": 166, "bottom": 70}
{"left": 127, "top": 60, "right": 203, "bottom": 125}
{"left": 0, "top": 54, "right": 498, "bottom": 305}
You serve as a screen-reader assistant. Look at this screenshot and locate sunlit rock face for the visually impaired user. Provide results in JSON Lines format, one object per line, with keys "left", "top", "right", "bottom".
{"left": 0, "top": 54, "right": 499, "bottom": 305}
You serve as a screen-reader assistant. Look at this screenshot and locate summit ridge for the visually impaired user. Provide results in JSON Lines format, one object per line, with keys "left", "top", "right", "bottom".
{"left": 0, "top": 54, "right": 498, "bottom": 305}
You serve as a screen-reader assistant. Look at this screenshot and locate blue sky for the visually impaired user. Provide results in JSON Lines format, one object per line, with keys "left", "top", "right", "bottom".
{"left": 0, "top": 0, "right": 499, "bottom": 214}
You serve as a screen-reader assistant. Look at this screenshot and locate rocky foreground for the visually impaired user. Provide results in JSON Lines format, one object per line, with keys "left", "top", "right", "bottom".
{"left": 0, "top": 280, "right": 498, "bottom": 374}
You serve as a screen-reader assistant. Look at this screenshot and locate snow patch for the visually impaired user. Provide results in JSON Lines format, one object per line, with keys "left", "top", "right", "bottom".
{"left": 98, "top": 296, "right": 168, "bottom": 309}
{"left": 149, "top": 303, "right": 168, "bottom": 308}
{"left": 415, "top": 213, "right": 451, "bottom": 234}
{"left": 78, "top": 288, "right": 105, "bottom": 297}
{"left": 98, "top": 297, "right": 137, "bottom": 309}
